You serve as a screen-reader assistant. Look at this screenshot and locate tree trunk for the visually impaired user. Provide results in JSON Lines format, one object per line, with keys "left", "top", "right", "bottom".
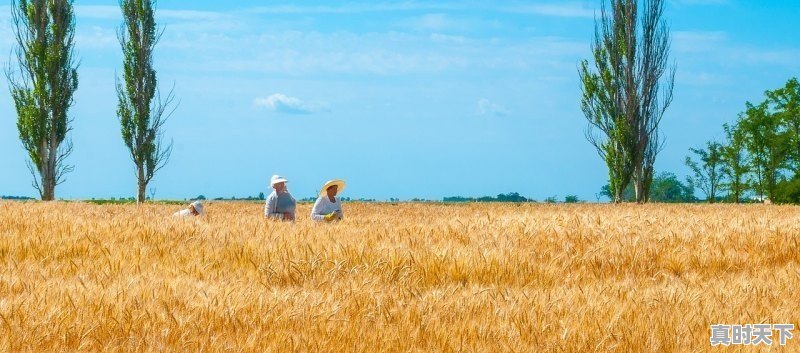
{"left": 42, "top": 167, "right": 55, "bottom": 201}
{"left": 633, "top": 168, "right": 645, "bottom": 204}
{"left": 41, "top": 146, "right": 56, "bottom": 201}
{"left": 42, "top": 174, "right": 52, "bottom": 201}
{"left": 137, "top": 165, "right": 147, "bottom": 203}
{"left": 613, "top": 188, "right": 622, "bottom": 204}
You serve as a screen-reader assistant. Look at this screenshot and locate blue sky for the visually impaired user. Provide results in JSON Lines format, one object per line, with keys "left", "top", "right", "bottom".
{"left": 0, "top": 0, "right": 798, "bottom": 201}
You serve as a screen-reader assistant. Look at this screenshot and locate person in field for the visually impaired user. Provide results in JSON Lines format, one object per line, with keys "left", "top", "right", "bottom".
{"left": 174, "top": 200, "right": 205, "bottom": 217}
{"left": 311, "top": 179, "right": 345, "bottom": 222}
{"left": 265, "top": 175, "right": 297, "bottom": 221}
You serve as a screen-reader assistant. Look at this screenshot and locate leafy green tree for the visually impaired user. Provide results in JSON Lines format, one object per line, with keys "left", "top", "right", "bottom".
{"left": 720, "top": 120, "right": 749, "bottom": 203}
{"left": 739, "top": 101, "right": 789, "bottom": 200}
{"left": 580, "top": 52, "right": 632, "bottom": 203}
{"left": 600, "top": 172, "right": 694, "bottom": 203}
{"left": 7, "top": 0, "right": 79, "bottom": 201}
{"left": 775, "top": 176, "right": 800, "bottom": 204}
{"left": 117, "top": 0, "right": 175, "bottom": 203}
{"left": 766, "top": 78, "right": 800, "bottom": 175}
{"left": 685, "top": 141, "right": 724, "bottom": 203}
{"left": 649, "top": 172, "right": 696, "bottom": 203}
{"left": 564, "top": 195, "right": 580, "bottom": 203}
{"left": 600, "top": 183, "right": 635, "bottom": 202}
{"left": 579, "top": 0, "right": 675, "bottom": 204}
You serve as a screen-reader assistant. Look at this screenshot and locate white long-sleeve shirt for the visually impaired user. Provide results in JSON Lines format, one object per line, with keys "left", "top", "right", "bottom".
{"left": 173, "top": 209, "right": 195, "bottom": 217}
{"left": 311, "top": 196, "right": 343, "bottom": 221}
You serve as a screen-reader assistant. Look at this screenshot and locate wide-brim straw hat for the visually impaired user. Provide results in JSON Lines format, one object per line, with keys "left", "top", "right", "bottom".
{"left": 320, "top": 179, "right": 346, "bottom": 196}
{"left": 191, "top": 201, "right": 205, "bottom": 216}
{"left": 270, "top": 175, "right": 289, "bottom": 187}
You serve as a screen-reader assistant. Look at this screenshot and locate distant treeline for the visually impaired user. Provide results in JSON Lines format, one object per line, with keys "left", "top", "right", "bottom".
{"left": 1, "top": 195, "right": 35, "bottom": 200}
{"left": 444, "top": 192, "right": 536, "bottom": 203}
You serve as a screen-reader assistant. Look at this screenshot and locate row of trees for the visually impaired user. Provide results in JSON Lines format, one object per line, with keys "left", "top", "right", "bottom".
{"left": 685, "top": 78, "right": 800, "bottom": 203}
{"left": 444, "top": 192, "right": 533, "bottom": 203}
{"left": 7, "top": 0, "right": 173, "bottom": 202}
{"left": 579, "top": 0, "right": 797, "bottom": 205}
{"left": 600, "top": 172, "right": 695, "bottom": 203}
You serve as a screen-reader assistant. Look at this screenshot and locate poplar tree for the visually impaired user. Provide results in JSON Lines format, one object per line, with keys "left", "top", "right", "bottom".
{"left": 580, "top": 0, "right": 675, "bottom": 203}
{"left": 117, "top": 0, "right": 175, "bottom": 203}
{"left": 7, "top": 0, "right": 79, "bottom": 200}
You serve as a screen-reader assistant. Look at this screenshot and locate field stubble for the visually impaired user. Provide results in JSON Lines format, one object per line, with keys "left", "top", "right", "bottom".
{"left": 0, "top": 201, "right": 799, "bottom": 352}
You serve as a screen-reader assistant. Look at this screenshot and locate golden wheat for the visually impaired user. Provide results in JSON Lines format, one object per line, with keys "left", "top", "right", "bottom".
{"left": 0, "top": 201, "right": 798, "bottom": 352}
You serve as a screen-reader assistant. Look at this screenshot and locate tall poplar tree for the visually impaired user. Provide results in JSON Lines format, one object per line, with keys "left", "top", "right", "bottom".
{"left": 580, "top": 0, "right": 675, "bottom": 203}
{"left": 117, "top": 0, "right": 175, "bottom": 203}
{"left": 7, "top": 0, "right": 79, "bottom": 200}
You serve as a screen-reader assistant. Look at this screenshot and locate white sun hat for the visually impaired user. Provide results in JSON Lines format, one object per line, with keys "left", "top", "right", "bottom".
{"left": 191, "top": 200, "right": 205, "bottom": 216}
{"left": 320, "top": 179, "right": 346, "bottom": 196}
{"left": 270, "top": 175, "right": 289, "bottom": 187}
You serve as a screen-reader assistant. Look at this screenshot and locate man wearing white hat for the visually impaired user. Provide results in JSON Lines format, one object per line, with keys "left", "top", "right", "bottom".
{"left": 265, "top": 174, "right": 297, "bottom": 221}
{"left": 311, "top": 179, "right": 345, "bottom": 222}
{"left": 173, "top": 200, "right": 205, "bottom": 217}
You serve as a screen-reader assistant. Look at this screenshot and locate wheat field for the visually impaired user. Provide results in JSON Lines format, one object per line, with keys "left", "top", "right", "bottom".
{"left": 0, "top": 201, "right": 798, "bottom": 352}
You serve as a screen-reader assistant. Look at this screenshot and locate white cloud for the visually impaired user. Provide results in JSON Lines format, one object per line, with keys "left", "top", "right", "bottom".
{"left": 74, "top": 5, "right": 227, "bottom": 21}
{"left": 254, "top": 94, "right": 327, "bottom": 115}
{"left": 405, "top": 13, "right": 466, "bottom": 32}
{"left": 430, "top": 33, "right": 467, "bottom": 44}
{"left": 743, "top": 49, "right": 800, "bottom": 67}
{"left": 675, "top": 71, "right": 731, "bottom": 86}
{"left": 246, "top": 3, "right": 597, "bottom": 18}
{"left": 159, "top": 9, "right": 229, "bottom": 21}
{"left": 672, "top": 30, "right": 800, "bottom": 69}
{"left": 74, "top": 5, "right": 120, "bottom": 20}
{"left": 75, "top": 25, "right": 118, "bottom": 50}
{"left": 247, "top": 3, "right": 460, "bottom": 14}
{"left": 159, "top": 30, "right": 586, "bottom": 76}
{"left": 672, "top": 31, "right": 727, "bottom": 53}
{"left": 477, "top": 99, "right": 509, "bottom": 117}
{"left": 670, "top": 0, "right": 729, "bottom": 6}
{"left": 508, "top": 3, "right": 595, "bottom": 18}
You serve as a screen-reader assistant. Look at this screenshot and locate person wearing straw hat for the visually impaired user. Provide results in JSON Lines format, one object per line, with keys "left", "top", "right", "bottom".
{"left": 265, "top": 174, "right": 297, "bottom": 221}
{"left": 311, "top": 179, "right": 345, "bottom": 222}
{"left": 173, "top": 200, "right": 205, "bottom": 217}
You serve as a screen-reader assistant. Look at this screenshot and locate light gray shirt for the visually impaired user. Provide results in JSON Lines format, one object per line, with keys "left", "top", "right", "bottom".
{"left": 264, "top": 190, "right": 296, "bottom": 220}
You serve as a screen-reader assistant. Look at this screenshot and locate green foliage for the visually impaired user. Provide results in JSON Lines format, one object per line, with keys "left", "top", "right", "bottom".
{"left": 0, "top": 195, "right": 36, "bottom": 201}
{"left": 444, "top": 193, "right": 533, "bottom": 203}
{"left": 700, "top": 78, "right": 800, "bottom": 203}
{"left": 86, "top": 199, "right": 184, "bottom": 205}
{"left": 600, "top": 183, "right": 635, "bottom": 202}
{"left": 720, "top": 120, "right": 749, "bottom": 203}
{"left": 564, "top": 195, "right": 580, "bottom": 203}
{"left": 685, "top": 141, "right": 725, "bottom": 203}
{"left": 766, "top": 78, "right": 800, "bottom": 175}
{"left": 600, "top": 172, "right": 695, "bottom": 203}
{"left": 774, "top": 176, "right": 800, "bottom": 204}
{"left": 8, "top": 0, "right": 79, "bottom": 200}
{"left": 579, "top": 0, "right": 674, "bottom": 203}
{"left": 649, "top": 172, "right": 697, "bottom": 203}
{"left": 739, "top": 101, "right": 789, "bottom": 200}
{"left": 118, "top": 0, "right": 174, "bottom": 203}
